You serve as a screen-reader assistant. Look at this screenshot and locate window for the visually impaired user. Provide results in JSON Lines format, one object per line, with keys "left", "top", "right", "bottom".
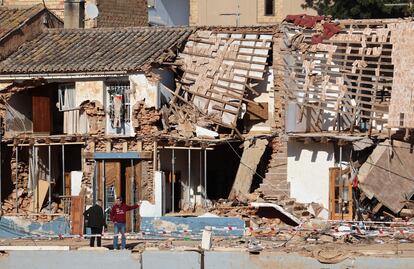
{"left": 400, "top": 113, "right": 405, "bottom": 127}
{"left": 106, "top": 82, "right": 132, "bottom": 135}
{"left": 58, "top": 83, "right": 76, "bottom": 111}
{"left": 264, "top": 0, "right": 274, "bottom": 16}
{"left": 147, "top": 0, "right": 155, "bottom": 8}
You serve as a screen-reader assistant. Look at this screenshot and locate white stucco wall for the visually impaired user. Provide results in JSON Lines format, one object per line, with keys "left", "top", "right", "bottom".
{"left": 75, "top": 80, "right": 104, "bottom": 106}
{"left": 130, "top": 68, "right": 175, "bottom": 109}
{"left": 287, "top": 139, "right": 335, "bottom": 210}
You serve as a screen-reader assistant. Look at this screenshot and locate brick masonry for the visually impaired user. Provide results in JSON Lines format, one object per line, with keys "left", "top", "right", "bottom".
{"left": 96, "top": 0, "right": 148, "bottom": 27}
{"left": 256, "top": 0, "right": 282, "bottom": 24}
{"left": 388, "top": 22, "right": 414, "bottom": 128}
{"left": 2, "top": 0, "right": 148, "bottom": 27}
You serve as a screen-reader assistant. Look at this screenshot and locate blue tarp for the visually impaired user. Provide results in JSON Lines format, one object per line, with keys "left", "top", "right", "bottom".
{"left": 141, "top": 216, "right": 245, "bottom": 238}
{"left": 0, "top": 216, "right": 70, "bottom": 239}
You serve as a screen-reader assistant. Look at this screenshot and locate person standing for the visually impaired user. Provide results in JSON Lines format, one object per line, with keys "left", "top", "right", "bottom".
{"left": 110, "top": 196, "right": 140, "bottom": 250}
{"left": 83, "top": 199, "right": 107, "bottom": 247}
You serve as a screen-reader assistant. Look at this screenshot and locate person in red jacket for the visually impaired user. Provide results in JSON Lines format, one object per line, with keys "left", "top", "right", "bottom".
{"left": 110, "top": 196, "right": 140, "bottom": 249}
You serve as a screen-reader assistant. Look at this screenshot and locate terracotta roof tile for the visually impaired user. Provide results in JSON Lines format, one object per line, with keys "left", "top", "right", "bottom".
{"left": 0, "top": 27, "right": 193, "bottom": 74}
{"left": 0, "top": 4, "right": 45, "bottom": 42}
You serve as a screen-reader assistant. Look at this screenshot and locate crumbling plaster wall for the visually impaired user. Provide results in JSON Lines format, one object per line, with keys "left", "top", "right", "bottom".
{"left": 287, "top": 139, "right": 334, "bottom": 211}
{"left": 75, "top": 73, "right": 166, "bottom": 203}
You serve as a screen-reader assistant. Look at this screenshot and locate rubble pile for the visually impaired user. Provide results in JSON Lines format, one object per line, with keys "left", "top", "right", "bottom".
{"left": 2, "top": 188, "right": 32, "bottom": 214}
{"left": 2, "top": 188, "right": 64, "bottom": 219}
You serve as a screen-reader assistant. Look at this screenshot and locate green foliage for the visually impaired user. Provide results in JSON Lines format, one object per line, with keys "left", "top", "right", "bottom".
{"left": 302, "top": 0, "right": 413, "bottom": 19}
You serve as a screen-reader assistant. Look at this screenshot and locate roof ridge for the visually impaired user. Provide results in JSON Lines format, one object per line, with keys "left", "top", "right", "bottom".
{"left": 46, "top": 26, "right": 194, "bottom": 33}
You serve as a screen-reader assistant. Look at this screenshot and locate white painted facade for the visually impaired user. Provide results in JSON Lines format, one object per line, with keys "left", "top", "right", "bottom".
{"left": 287, "top": 139, "right": 335, "bottom": 212}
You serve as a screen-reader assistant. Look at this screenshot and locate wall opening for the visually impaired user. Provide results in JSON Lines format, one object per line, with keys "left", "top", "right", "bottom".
{"left": 264, "top": 0, "right": 274, "bottom": 16}
{"left": 159, "top": 143, "right": 242, "bottom": 212}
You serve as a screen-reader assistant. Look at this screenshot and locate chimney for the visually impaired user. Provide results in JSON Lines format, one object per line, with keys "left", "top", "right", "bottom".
{"left": 64, "top": 0, "right": 85, "bottom": 28}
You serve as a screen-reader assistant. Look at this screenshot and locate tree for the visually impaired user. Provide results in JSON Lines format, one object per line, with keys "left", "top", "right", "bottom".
{"left": 303, "top": 0, "right": 413, "bottom": 19}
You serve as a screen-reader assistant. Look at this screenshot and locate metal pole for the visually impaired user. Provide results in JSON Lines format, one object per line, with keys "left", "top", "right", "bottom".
{"left": 188, "top": 149, "right": 191, "bottom": 207}
{"left": 0, "top": 142, "right": 2, "bottom": 211}
{"left": 236, "top": 0, "right": 240, "bottom": 26}
{"left": 93, "top": 160, "right": 97, "bottom": 205}
{"left": 31, "top": 146, "right": 35, "bottom": 212}
{"left": 172, "top": 149, "right": 175, "bottom": 213}
{"left": 339, "top": 144, "right": 344, "bottom": 220}
{"left": 15, "top": 147, "right": 18, "bottom": 213}
{"left": 198, "top": 150, "right": 202, "bottom": 207}
{"left": 102, "top": 160, "right": 105, "bottom": 207}
{"left": 35, "top": 146, "right": 39, "bottom": 213}
{"left": 130, "top": 159, "right": 134, "bottom": 233}
{"left": 0, "top": 126, "right": 2, "bottom": 210}
{"left": 48, "top": 145, "right": 51, "bottom": 213}
{"left": 204, "top": 149, "right": 207, "bottom": 207}
{"left": 62, "top": 144, "right": 65, "bottom": 195}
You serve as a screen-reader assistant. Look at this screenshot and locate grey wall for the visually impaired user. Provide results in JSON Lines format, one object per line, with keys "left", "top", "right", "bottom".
{"left": 1, "top": 250, "right": 414, "bottom": 269}
{"left": 149, "top": 0, "right": 189, "bottom": 26}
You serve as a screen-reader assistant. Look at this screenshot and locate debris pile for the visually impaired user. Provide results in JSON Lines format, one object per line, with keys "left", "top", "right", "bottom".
{"left": 2, "top": 188, "right": 64, "bottom": 220}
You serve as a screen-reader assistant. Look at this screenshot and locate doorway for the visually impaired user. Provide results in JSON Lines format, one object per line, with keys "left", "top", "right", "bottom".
{"left": 96, "top": 158, "right": 141, "bottom": 232}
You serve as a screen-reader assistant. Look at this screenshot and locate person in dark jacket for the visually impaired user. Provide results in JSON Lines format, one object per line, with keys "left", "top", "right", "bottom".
{"left": 110, "top": 196, "right": 140, "bottom": 249}
{"left": 83, "top": 199, "right": 107, "bottom": 247}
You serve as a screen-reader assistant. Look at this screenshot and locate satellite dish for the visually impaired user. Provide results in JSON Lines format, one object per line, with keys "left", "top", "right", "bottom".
{"left": 85, "top": 3, "right": 99, "bottom": 20}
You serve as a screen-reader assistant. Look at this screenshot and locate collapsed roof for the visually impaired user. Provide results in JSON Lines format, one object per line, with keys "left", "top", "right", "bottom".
{"left": 165, "top": 28, "right": 275, "bottom": 139}
{"left": 282, "top": 17, "right": 414, "bottom": 134}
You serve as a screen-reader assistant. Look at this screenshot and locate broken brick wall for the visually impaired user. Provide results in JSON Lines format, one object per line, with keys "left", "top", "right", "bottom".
{"left": 388, "top": 22, "right": 414, "bottom": 128}
{"left": 272, "top": 31, "right": 285, "bottom": 132}
{"left": 96, "top": 0, "right": 148, "bottom": 27}
{"left": 258, "top": 137, "right": 288, "bottom": 200}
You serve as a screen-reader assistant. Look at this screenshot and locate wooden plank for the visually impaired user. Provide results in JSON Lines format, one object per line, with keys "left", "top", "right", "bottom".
{"left": 28, "top": 179, "right": 49, "bottom": 212}
{"left": 246, "top": 102, "right": 269, "bottom": 120}
{"left": 65, "top": 172, "right": 71, "bottom": 196}
{"left": 71, "top": 196, "right": 84, "bottom": 235}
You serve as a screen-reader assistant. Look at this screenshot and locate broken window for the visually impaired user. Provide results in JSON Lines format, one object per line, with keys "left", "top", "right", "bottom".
{"left": 58, "top": 83, "right": 76, "bottom": 111}
{"left": 264, "top": 0, "right": 274, "bottom": 16}
{"left": 106, "top": 82, "right": 132, "bottom": 136}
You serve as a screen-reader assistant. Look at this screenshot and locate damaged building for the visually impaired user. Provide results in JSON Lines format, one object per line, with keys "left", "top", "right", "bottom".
{"left": 0, "top": 22, "right": 281, "bottom": 233}
{"left": 0, "top": 10, "right": 413, "bottom": 238}
{"left": 280, "top": 16, "right": 414, "bottom": 221}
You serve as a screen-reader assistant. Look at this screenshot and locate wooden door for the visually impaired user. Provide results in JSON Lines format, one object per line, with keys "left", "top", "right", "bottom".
{"left": 32, "top": 95, "right": 51, "bottom": 133}
{"left": 329, "top": 167, "right": 353, "bottom": 220}
{"left": 71, "top": 196, "right": 85, "bottom": 235}
{"left": 97, "top": 160, "right": 142, "bottom": 232}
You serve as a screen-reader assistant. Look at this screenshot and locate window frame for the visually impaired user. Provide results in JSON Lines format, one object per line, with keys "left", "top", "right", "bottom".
{"left": 264, "top": 0, "right": 275, "bottom": 16}
{"left": 58, "top": 83, "right": 77, "bottom": 111}
{"left": 105, "top": 81, "right": 132, "bottom": 136}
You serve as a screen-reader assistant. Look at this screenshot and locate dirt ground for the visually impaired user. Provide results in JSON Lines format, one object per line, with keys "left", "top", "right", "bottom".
{"left": 1, "top": 235, "right": 414, "bottom": 261}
